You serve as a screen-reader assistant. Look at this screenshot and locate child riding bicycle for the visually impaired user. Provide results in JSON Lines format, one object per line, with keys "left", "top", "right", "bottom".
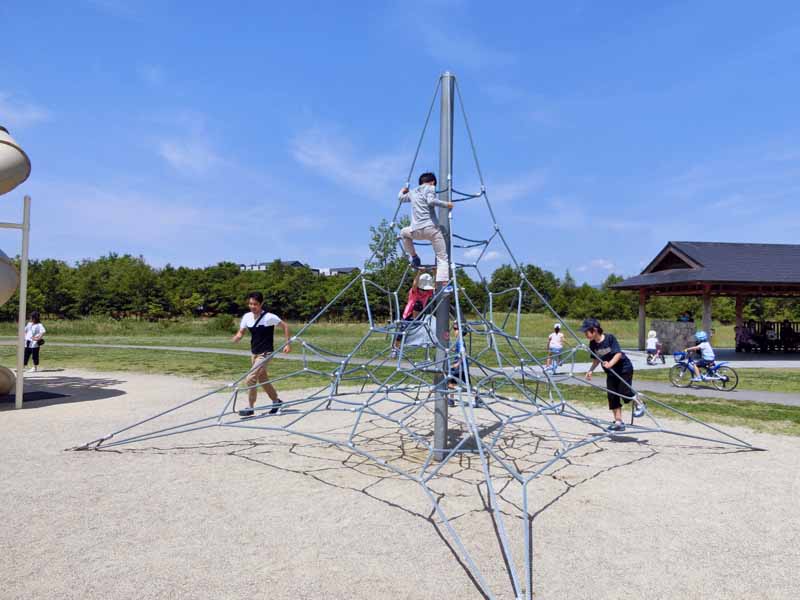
{"left": 684, "top": 330, "right": 715, "bottom": 381}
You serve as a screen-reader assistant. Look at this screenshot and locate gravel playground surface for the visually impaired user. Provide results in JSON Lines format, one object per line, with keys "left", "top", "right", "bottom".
{"left": 1, "top": 369, "right": 799, "bottom": 600}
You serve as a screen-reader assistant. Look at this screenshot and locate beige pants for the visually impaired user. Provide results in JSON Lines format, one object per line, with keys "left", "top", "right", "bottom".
{"left": 245, "top": 353, "right": 278, "bottom": 407}
{"left": 400, "top": 225, "right": 449, "bottom": 282}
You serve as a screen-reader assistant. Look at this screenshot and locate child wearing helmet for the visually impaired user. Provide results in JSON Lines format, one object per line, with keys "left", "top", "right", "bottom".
{"left": 685, "top": 330, "right": 715, "bottom": 381}
{"left": 398, "top": 172, "right": 454, "bottom": 285}
{"left": 581, "top": 317, "right": 645, "bottom": 431}
{"left": 546, "top": 323, "right": 565, "bottom": 369}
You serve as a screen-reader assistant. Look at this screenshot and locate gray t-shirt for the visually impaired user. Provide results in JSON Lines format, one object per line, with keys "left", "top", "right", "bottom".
{"left": 399, "top": 184, "right": 449, "bottom": 230}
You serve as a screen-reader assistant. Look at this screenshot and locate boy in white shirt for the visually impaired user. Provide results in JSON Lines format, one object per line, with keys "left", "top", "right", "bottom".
{"left": 545, "top": 323, "right": 565, "bottom": 369}
{"left": 398, "top": 172, "right": 454, "bottom": 284}
{"left": 232, "top": 292, "right": 292, "bottom": 417}
{"left": 685, "top": 330, "right": 715, "bottom": 382}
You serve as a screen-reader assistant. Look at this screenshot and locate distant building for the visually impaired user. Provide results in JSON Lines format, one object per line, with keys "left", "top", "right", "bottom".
{"left": 239, "top": 261, "right": 358, "bottom": 275}
{"left": 320, "top": 267, "right": 358, "bottom": 276}
{"left": 239, "top": 260, "right": 308, "bottom": 272}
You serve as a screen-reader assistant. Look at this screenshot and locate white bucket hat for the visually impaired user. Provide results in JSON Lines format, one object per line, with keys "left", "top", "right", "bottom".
{"left": 418, "top": 273, "right": 434, "bottom": 290}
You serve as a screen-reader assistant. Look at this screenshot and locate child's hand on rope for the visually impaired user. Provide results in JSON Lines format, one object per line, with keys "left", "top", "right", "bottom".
{"left": 585, "top": 370, "right": 593, "bottom": 381}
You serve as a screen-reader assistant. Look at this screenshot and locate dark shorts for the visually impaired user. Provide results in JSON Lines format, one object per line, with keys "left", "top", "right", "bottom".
{"left": 606, "top": 369, "right": 634, "bottom": 410}
{"left": 646, "top": 349, "right": 656, "bottom": 355}
{"left": 695, "top": 359, "right": 714, "bottom": 369}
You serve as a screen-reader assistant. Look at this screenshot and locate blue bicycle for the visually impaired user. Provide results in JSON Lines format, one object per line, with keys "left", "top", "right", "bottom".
{"left": 669, "top": 352, "right": 739, "bottom": 391}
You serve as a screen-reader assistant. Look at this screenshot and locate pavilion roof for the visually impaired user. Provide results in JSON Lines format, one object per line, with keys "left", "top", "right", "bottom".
{"left": 613, "top": 241, "right": 800, "bottom": 292}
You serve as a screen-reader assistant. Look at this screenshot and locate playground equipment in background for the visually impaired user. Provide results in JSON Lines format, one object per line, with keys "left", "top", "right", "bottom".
{"left": 0, "top": 249, "right": 20, "bottom": 306}
{"left": 0, "top": 124, "right": 32, "bottom": 404}
{"left": 0, "top": 366, "right": 15, "bottom": 395}
{"left": 0, "top": 127, "right": 31, "bottom": 195}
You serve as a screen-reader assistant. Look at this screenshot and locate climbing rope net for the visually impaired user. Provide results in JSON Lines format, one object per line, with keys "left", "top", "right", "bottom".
{"left": 73, "top": 75, "right": 758, "bottom": 600}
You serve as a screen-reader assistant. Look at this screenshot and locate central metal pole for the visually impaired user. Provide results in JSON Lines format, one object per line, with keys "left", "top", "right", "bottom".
{"left": 15, "top": 195, "right": 31, "bottom": 409}
{"left": 434, "top": 72, "right": 454, "bottom": 461}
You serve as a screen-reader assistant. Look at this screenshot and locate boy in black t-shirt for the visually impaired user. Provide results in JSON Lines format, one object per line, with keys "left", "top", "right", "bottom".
{"left": 581, "top": 318, "right": 645, "bottom": 431}
{"left": 232, "top": 292, "right": 292, "bottom": 417}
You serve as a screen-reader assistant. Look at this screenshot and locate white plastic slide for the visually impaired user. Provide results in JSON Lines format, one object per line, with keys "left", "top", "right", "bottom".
{"left": 0, "top": 127, "right": 31, "bottom": 195}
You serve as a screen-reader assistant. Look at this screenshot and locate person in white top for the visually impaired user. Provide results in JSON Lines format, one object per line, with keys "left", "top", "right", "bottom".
{"left": 232, "top": 292, "right": 291, "bottom": 417}
{"left": 546, "top": 323, "right": 565, "bottom": 369}
{"left": 24, "top": 310, "right": 46, "bottom": 372}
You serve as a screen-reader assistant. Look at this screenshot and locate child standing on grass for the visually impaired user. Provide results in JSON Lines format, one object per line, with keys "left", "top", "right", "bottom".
{"left": 398, "top": 172, "right": 454, "bottom": 285}
{"left": 581, "top": 318, "right": 645, "bottom": 432}
{"left": 232, "top": 292, "right": 292, "bottom": 417}
{"left": 545, "top": 323, "right": 565, "bottom": 370}
{"left": 23, "top": 310, "right": 45, "bottom": 372}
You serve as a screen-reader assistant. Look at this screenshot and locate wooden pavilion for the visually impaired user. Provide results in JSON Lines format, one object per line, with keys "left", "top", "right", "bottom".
{"left": 612, "top": 241, "right": 800, "bottom": 349}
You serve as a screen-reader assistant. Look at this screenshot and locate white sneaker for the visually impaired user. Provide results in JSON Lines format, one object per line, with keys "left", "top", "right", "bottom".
{"left": 633, "top": 395, "right": 646, "bottom": 418}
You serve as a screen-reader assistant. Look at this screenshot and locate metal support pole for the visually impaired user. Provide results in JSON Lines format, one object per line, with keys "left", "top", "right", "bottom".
{"left": 638, "top": 288, "right": 647, "bottom": 351}
{"left": 702, "top": 285, "right": 712, "bottom": 339}
{"left": 15, "top": 195, "right": 31, "bottom": 409}
{"left": 434, "top": 72, "right": 454, "bottom": 461}
{"left": 735, "top": 295, "right": 745, "bottom": 329}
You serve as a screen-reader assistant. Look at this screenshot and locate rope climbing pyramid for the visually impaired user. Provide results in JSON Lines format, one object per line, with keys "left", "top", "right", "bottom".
{"left": 72, "top": 72, "right": 760, "bottom": 600}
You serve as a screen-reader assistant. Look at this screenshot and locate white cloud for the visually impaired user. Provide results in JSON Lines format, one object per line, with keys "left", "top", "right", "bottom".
{"left": 576, "top": 258, "right": 615, "bottom": 273}
{"left": 520, "top": 197, "right": 644, "bottom": 232}
{"left": 419, "top": 29, "right": 516, "bottom": 70}
{"left": 0, "top": 93, "right": 51, "bottom": 129}
{"left": 158, "top": 138, "right": 220, "bottom": 174}
{"left": 483, "top": 84, "right": 557, "bottom": 126}
{"left": 152, "top": 111, "right": 223, "bottom": 175}
{"left": 290, "top": 127, "right": 406, "bottom": 198}
{"left": 463, "top": 247, "right": 502, "bottom": 262}
{"left": 490, "top": 171, "right": 547, "bottom": 203}
{"left": 21, "top": 179, "right": 320, "bottom": 267}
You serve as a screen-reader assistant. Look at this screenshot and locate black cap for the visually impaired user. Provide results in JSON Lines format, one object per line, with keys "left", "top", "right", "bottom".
{"left": 579, "top": 317, "right": 601, "bottom": 332}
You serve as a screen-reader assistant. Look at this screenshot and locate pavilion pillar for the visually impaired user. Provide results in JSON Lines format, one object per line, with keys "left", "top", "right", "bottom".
{"left": 735, "top": 295, "right": 745, "bottom": 329}
{"left": 638, "top": 289, "right": 647, "bottom": 350}
{"left": 702, "top": 285, "right": 712, "bottom": 337}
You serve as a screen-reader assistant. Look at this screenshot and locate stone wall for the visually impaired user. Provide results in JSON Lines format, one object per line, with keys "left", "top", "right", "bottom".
{"left": 650, "top": 319, "right": 695, "bottom": 354}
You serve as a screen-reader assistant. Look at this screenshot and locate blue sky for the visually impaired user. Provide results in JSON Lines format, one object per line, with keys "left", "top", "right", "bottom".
{"left": 2, "top": 1, "right": 800, "bottom": 283}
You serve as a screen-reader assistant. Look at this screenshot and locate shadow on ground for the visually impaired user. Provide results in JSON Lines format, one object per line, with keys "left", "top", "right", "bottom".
{"left": 94, "top": 415, "right": 747, "bottom": 598}
{"left": 0, "top": 374, "right": 126, "bottom": 410}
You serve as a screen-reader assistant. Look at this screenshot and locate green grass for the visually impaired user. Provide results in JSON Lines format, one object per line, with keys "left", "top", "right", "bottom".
{"left": 635, "top": 367, "right": 800, "bottom": 394}
{"left": 0, "top": 313, "right": 738, "bottom": 353}
{"left": 557, "top": 382, "right": 800, "bottom": 437}
{"left": 0, "top": 346, "right": 338, "bottom": 391}
{"left": 2, "top": 342, "right": 797, "bottom": 438}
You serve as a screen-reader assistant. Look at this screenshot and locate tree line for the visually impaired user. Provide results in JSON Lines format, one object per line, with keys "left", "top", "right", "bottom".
{"left": 1, "top": 221, "right": 797, "bottom": 324}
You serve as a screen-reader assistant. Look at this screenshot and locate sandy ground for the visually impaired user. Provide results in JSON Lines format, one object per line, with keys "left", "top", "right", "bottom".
{"left": 1, "top": 368, "right": 799, "bottom": 600}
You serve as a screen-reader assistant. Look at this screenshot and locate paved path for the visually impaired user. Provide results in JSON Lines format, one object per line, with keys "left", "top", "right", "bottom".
{"left": 620, "top": 379, "right": 800, "bottom": 407}
{"left": 2, "top": 340, "right": 798, "bottom": 407}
